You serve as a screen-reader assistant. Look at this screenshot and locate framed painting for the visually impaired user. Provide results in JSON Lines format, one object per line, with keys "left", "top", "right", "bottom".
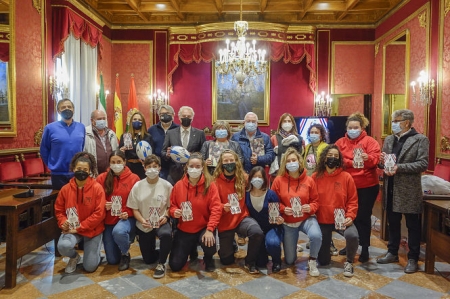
{"left": 212, "top": 62, "right": 270, "bottom": 125}
{"left": 0, "top": 61, "right": 10, "bottom": 125}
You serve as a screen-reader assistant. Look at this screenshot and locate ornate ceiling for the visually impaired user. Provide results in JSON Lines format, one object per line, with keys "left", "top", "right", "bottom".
{"left": 77, "top": 0, "right": 407, "bottom": 27}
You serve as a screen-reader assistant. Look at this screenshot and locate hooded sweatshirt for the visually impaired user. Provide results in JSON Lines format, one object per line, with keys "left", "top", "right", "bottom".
{"left": 55, "top": 177, "right": 106, "bottom": 238}
{"left": 312, "top": 168, "right": 358, "bottom": 224}
{"left": 96, "top": 166, "right": 140, "bottom": 225}
{"left": 271, "top": 170, "right": 319, "bottom": 223}
{"left": 215, "top": 173, "right": 249, "bottom": 232}
{"left": 170, "top": 174, "right": 222, "bottom": 233}
{"left": 335, "top": 130, "right": 380, "bottom": 189}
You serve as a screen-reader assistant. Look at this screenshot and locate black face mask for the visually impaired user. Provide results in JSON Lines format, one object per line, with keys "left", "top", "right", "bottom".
{"left": 160, "top": 114, "right": 173, "bottom": 123}
{"left": 181, "top": 117, "right": 192, "bottom": 127}
{"left": 74, "top": 170, "right": 89, "bottom": 181}
{"left": 222, "top": 163, "right": 236, "bottom": 173}
{"left": 326, "top": 157, "right": 340, "bottom": 169}
{"left": 60, "top": 109, "right": 73, "bottom": 120}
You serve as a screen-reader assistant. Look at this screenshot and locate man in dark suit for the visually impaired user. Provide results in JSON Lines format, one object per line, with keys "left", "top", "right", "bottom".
{"left": 161, "top": 106, "right": 206, "bottom": 185}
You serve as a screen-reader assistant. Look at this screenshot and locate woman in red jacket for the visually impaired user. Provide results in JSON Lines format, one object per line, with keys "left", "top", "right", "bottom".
{"left": 313, "top": 144, "right": 359, "bottom": 277}
{"left": 96, "top": 150, "right": 140, "bottom": 271}
{"left": 55, "top": 152, "right": 106, "bottom": 274}
{"left": 213, "top": 149, "right": 264, "bottom": 274}
{"left": 335, "top": 113, "right": 380, "bottom": 262}
{"left": 271, "top": 147, "right": 322, "bottom": 277}
{"left": 169, "top": 153, "right": 222, "bottom": 272}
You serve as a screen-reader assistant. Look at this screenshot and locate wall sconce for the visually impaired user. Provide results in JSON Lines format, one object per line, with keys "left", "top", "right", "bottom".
{"left": 149, "top": 89, "right": 168, "bottom": 112}
{"left": 314, "top": 91, "right": 332, "bottom": 117}
{"left": 410, "top": 70, "right": 435, "bottom": 105}
{"left": 49, "top": 71, "right": 69, "bottom": 101}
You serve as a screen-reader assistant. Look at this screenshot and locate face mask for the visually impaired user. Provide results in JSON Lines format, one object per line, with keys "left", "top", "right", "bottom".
{"left": 251, "top": 178, "right": 264, "bottom": 189}
{"left": 95, "top": 119, "right": 107, "bottom": 130}
{"left": 245, "top": 122, "right": 257, "bottom": 132}
{"left": 74, "top": 170, "right": 89, "bottom": 181}
{"left": 187, "top": 167, "right": 202, "bottom": 179}
{"left": 325, "top": 157, "right": 340, "bottom": 169}
{"left": 132, "top": 121, "right": 142, "bottom": 130}
{"left": 181, "top": 117, "right": 192, "bottom": 127}
{"left": 215, "top": 129, "right": 228, "bottom": 139}
{"left": 222, "top": 163, "right": 236, "bottom": 173}
{"left": 309, "top": 133, "right": 320, "bottom": 144}
{"left": 282, "top": 123, "right": 293, "bottom": 132}
{"left": 160, "top": 114, "right": 173, "bottom": 123}
{"left": 391, "top": 122, "right": 402, "bottom": 134}
{"left": 146, "top": 168, "right": 160, "bottom": 179}
{"left": 110, "top": 164, "right": 124, "bottom": 174}
{"left": 286, "top": 162, "right": 299, "bottom": 172}
{"left": 60, "top": 109, "right": 73, "bottom": 120}
{"left": 347, "top": 129, "right": 361, "bottom": 139}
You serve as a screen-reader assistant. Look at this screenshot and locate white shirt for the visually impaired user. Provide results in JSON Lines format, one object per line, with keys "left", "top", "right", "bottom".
{"left": 250, "top": 192, "right": 266, "bottom": 212}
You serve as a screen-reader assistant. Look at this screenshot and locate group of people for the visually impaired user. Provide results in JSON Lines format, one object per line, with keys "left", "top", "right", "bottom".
{"left": 41, "top": 98, "right": 429, "bottom": 278}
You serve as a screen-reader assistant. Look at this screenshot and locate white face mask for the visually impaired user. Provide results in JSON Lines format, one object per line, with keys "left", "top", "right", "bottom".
{"left": 110, "top": 164, "right": 124, "bottom": 174}
{"left": 286, "top": 161, "right": 300, "bottom": 172}
{"left": 188, "top": 167, "right": 202, "bottom": 179}
{"left": 145, "top": 168, "right": 160, "bottom": 179}
{"left": 251, "top": 178, "right": 264, "bottom": 189}
{"left": 281, "top": 122, "right": 293, "bottom": 132}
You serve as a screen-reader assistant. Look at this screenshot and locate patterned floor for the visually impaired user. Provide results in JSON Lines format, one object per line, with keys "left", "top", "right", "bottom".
{"left": 0, "top": 220, "right": 449, "bottom": 299}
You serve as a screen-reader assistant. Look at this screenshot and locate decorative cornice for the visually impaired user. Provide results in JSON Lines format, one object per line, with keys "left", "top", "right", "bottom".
{"left": 446, "top": 0, "right": 450, "bottom": 17}
{"left": 441, "top": 136, "right": 450, "bottom": 152}
{"left": 32, "top": 0, "right": 42, "bottom": 14}
{"left": 418, "top": 11, "right": 427, "bottom": 28}
{"left": 375, "top": 43, "right": 380, "bottom": 57}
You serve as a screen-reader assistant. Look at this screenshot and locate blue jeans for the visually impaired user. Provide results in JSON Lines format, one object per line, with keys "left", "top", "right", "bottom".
{"left": 103, "top": 218, "right": 136, "bottom": 265}
{"left": 283, "top": 217, "right": 322, "bottom": 265}
{"left": 57, "top": 233, "right": 103, "bottom": 273}
{"left": 257, "top": 226, "right": 283, "bottom": 267}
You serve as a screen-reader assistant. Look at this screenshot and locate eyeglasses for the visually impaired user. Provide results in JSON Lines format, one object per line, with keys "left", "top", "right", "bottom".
{"left": 391, "top": 119, "right": 406, "bottom": 123}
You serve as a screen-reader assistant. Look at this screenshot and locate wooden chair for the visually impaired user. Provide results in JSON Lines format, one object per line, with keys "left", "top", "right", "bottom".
{"left": 0, "top": 156, "right": 24, "bottom": 183}
{"left": 19, "top": 154, "right": 48, "bottom": 181}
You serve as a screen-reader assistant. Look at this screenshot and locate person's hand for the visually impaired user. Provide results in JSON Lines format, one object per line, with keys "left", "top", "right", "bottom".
{"left": 273, "top": 146, "right": 279, "bottom": 154}
{"left": 385, "top": 164, "right": 398, "bottom": 176}
{"left": 174, "top": 209, "right": 182, "bottom": 218}
{"left": 105, "top": 202, "right": 112, "bottom": 211}
{"left": 202, "top": 230, "right": 215, "bottom": 247}
{"left": 344, "top": 217, "right": 353, "bottom": 227}
{"left": 284, "top": 207, "right": 293, "bottom": 216}
{"left": 141, "top": 219, "right": 152, "bottom": 229}
{"left": 119, "top": 212, "right": 128, "bottom": 220}
{"left": 276, "top": 216, "right": 284, "bottom": 225}
{"left": 159, "top": 216, "right": 168, "bottom": 225}
{"left": 63, "top": 228, "right": 77, "bottom": 234}
{"left": 380, "top": 152, "right": 386, "bottom": 165}
{"left": 120, "top": 146, "right": 126, "bottom": 152}
{"left": 223, "top": 203, "right": 231, "bottom": 213}
{"left": 250, "top": 153, "right": 258, "bottom": 165}
{"left": 166, "top": 147, "right": 172, "bottom": 157}
{"left": 361, "top": 153, "right": 369, "bottom": 161}
{"left": 61, "top": 221, "right": 70, "bottom": 232}
{"left": 302, "top": 204, "right": 311, "bottom": 214}
{"left": 206, "top": 158, "right": 212, "bottom": 166}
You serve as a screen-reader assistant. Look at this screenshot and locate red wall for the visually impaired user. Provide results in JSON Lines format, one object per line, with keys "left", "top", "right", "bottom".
{"left": 338, "top": 95, "right": 365, "bottom": 116}
{"left": 385, "top": 44, "right": 406, "bottom": 94}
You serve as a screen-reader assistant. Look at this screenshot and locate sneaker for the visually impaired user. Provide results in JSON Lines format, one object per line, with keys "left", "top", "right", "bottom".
{"left": 339, "top": 247, "right": 347, "bottom": 256}
{"left": 65, "top": 253, "right": 81, "bottom": 274}
{"left": 308, "top": 259, "right": 320, "bottom": 277}
{"left": 204, "top": 257, "right": 215, "bottom": 272}
{"left": 118, "top": 253, "right": 130, "bottom": 271}
{"left": 237, "top": 237, "right": 246, "bottom": 246}
{"left": 245, "top": 263, "right": 259, "bottom": 274}
{"left": 297, "top": 244, "right": 304, "bottom": 252}
{"left": 153, "top": 263, "right": 166, "bottom": 278}
{"left": 330, "top": 244, "right": 339, "bottom": 256}
{"left": 272, "top": 262, "right": 281, "bottom": 273}
{"left": 343, "top": 262, "right": 354, "bottom": 277}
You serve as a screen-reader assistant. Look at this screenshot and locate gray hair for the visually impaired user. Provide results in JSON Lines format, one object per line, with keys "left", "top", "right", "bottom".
{"left": 57, "top": 98, "right": 74, "bottom": 111}
{"left": 178, "top": 106, "right": 195, "bottom": 118}
{"left": 392, "top": 109, "right": 414, "bottom": 125}
{"left": 158, "top": 105, "right": 175, "bottom": 116}
{"left": 244, "top": 112, "right": 258, "bottom": 121}
{"left": 90, "top": 109, "right": 106, "bottom": 120}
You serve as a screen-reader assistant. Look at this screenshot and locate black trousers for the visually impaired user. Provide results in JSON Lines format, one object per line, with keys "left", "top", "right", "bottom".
{"left": 136, "top": 223, "right": 172, "bottom": 264}
{"left": 169, "top": 228, "right": 217, "bottom": 272}
{"left": 386, "top": 209, "right": 421, "bottom": 261}
{"left": 354, "top": 185, "right": 379, "bottom": 247}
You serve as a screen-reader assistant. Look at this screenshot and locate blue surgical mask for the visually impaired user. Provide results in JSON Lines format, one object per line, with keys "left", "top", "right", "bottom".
{"left": 215, "top": 129, "right": 228, "bottom": 139}
{"left": 391, "top": 122, "right": 402, "bottom": 134}
{"left": 286, "top": 162, "right": 299, "bottom": 172}
{"left": 347, "top": 129, "right": 361, "bottom": 139}
{"left": 308, "top": 133, "right": 320, "bottom": 144}
{"left": 95, "top": 119, "right": 107, "bottom": 130}
{"left": 251, "top": 178, "right": 264, "bottom": 189}
{"left": 132, "top": 121, "right": 142, "bottom": 130}
{"left": 245, "top": 122, "right": 257, "bottom": 132}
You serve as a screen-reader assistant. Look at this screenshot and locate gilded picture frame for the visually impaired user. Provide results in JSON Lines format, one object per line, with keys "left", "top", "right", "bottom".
{"left": 212, "top": 62, "right": 270, "bottom": 126}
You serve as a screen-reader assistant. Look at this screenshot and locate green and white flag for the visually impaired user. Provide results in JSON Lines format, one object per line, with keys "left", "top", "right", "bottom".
{"left": 98, "top": 73, "right": 106, "bottom": 114}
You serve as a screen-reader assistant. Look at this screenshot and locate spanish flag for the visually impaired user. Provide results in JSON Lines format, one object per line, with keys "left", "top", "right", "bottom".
{"left": 113, "top": 74, "right": 123, "bottom": 140}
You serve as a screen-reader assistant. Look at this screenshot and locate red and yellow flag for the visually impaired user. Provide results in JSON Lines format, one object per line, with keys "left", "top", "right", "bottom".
{"left": 113, "top": 74, "right": 123, "bottom": 140}
{"left": 126, "top": 74, "right": 139, "bottom": 131}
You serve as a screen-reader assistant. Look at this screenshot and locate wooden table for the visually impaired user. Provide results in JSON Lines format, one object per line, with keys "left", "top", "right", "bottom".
{"left": 0, "top": 179, "right": 52, "bottom": 189}
{"left": 0, "top": 189, "right": 60, "bottom": 288}
{"left": 424, "top": 199, "right": 450, "bottom": 274}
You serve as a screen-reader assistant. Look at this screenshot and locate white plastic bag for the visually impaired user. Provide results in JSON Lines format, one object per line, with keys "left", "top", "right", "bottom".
{"left": 421, "top": 175, "right": 450, "bottom": 195}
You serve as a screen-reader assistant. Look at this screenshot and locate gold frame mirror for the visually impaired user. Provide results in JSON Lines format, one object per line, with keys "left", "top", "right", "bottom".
{"left": 381, "top": 30, "right": 410, "bottom": 138}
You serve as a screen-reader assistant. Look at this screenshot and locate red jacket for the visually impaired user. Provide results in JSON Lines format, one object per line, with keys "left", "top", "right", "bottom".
{"left": 271, "top": 170, "right": 319, "bottom": 223}
{"left": 170, "top": 175, "right": 222, "bottom": 233}
{"left": 55, "top": 177, "right": 106, "bottom": 238}
{"left": 312, "top": 168, "right": 358, "bottom": 224}
{"left": 96, "top": 167, "right": 140, "bottom": 225}
{"left": 335, "top": 130, "right": 380, "bottom": 189}
{"left": 215, "top": 173, "right": 249, "bottom": 232}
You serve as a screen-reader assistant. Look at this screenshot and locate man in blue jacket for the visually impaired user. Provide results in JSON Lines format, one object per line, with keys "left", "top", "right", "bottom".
{"left": 231, "top": 112, "right": 274, "bottom": 173}
{"left": 40, "top": 99, "right": 85, "bottom": 190}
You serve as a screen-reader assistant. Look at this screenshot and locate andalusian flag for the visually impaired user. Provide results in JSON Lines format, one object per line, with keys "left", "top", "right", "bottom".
{"left": 98, "top": 73, "right": 106, "bottom": 114}
{"left": 126, "top": 74, "right": 139, "bottom": 131}
{"left": 113, "top": 74, "right": 123, "bottom": 140}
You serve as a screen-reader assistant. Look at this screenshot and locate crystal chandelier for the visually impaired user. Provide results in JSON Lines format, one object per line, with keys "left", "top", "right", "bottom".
{"left": 314, "top": 92, "right": 332, "bottom": 117}
{"left": 215, "top": 0, "right": 268, "bottom": 86}
{"left": 410, "top": 70, "right": 435, "bottom": 105}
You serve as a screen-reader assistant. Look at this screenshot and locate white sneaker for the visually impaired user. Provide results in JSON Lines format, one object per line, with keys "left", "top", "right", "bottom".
{"left": 308, "top": 259, "right": 320, "bottom": 277}
{"left": 343, "top": 262, "right": 354, "bottom": 277}
{"left": 65, "top": 253, "right": 81, "bottom": 274}
{"left": 297, "top": 244, "right": 304, "bottom": 252}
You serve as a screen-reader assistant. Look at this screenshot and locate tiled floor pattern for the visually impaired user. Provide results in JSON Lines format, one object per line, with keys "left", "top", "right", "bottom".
{"left": 0, "top": 223, "right": 449, "bottom": 299}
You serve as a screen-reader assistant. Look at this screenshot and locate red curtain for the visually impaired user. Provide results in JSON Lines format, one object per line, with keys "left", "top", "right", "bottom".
{"left": 52, "top": 6, "right": 103, "bottom": 60}
{"left": 0, "top": 42, "right": 8, "bottom": 62}
{"left": 168, "top": 40, "right": 315, "bottom": 93}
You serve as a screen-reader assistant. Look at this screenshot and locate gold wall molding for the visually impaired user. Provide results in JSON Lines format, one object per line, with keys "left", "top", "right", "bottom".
{"left": 34, "top": 127, "right": 43, "bottom": 145}
{"left": 375, "top": 43, "right": 380, "bottom": 56}
{"left": 418, "top": 11, "right": 427, "bottom": 28}
{"left": 441, "top": 136, "right": 450, "bottom": 152}
{"left": 32, "top": 0, "right": 42, "bottom": 14}
{"left": 446, "top": 0, "right": 450, "bottom": 17}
